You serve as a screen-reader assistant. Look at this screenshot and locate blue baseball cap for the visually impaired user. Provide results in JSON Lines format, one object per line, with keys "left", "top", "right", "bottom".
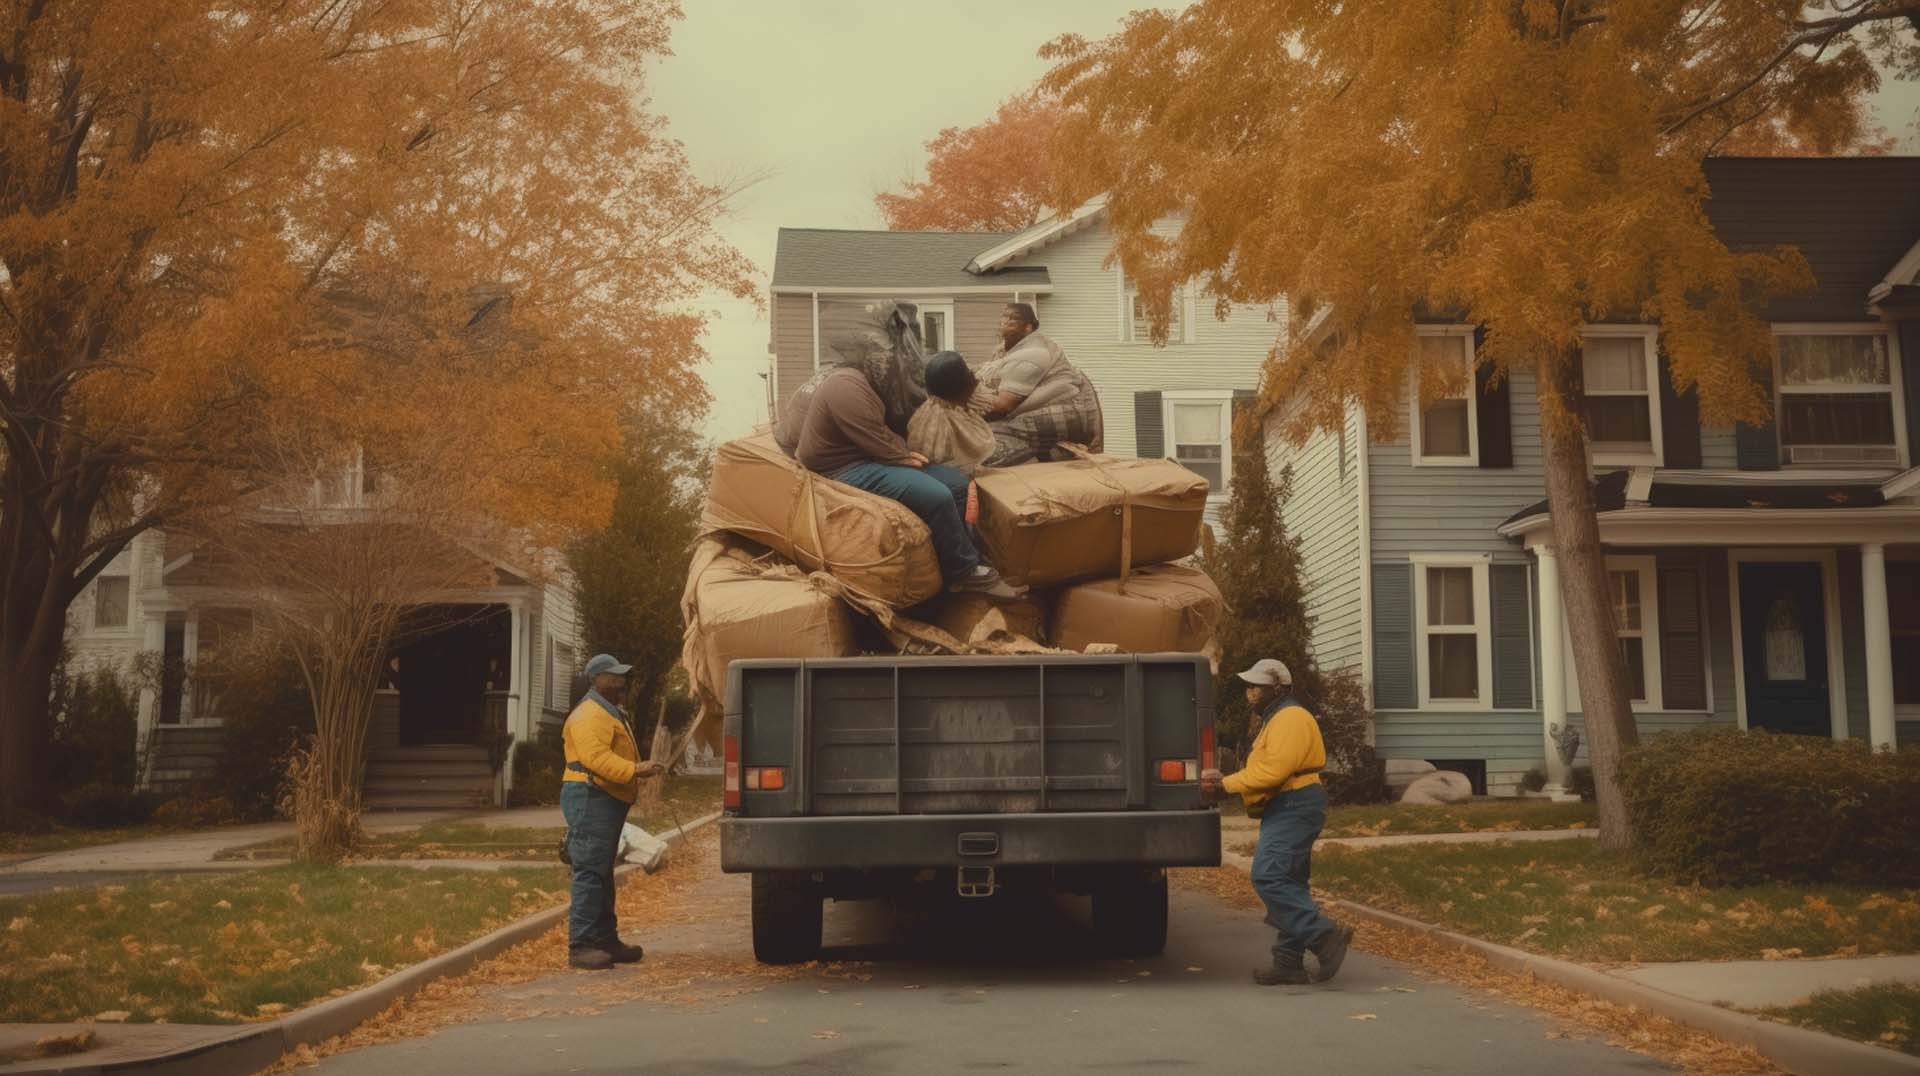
{"left": 583, "top": 653, "right": 632, "bottom": 678}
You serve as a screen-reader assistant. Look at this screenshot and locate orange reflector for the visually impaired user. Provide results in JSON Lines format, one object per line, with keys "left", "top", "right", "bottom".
{"left": 761, "top": 767, "right": 787, "bottom": 791}
{"left": 1158, "top": 759, "right": 1186, "bottom": 783}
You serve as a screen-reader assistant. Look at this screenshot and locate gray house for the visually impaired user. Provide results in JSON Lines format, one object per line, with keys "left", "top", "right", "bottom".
{"left": 1267, "top": 156, "right": 1920, "bottom": 796}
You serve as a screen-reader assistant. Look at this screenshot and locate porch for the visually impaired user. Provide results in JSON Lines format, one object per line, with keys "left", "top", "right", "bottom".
{"left": 1499, "top": 469, "right": 1920, "bottom": 797}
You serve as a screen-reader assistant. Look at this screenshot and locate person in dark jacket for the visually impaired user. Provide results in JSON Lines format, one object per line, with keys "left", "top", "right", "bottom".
{"left": 1201, "top": 658, "right": 1354, "bottom": 984}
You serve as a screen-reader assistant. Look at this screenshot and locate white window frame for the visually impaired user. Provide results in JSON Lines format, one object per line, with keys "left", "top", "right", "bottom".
{"left": 1581, "top": 325, "right": 1664, "bottom": 468}
{"left": 1163, "top": 390, "right": 1234, "bottom": 499}
{"left": 1561, "top": 555, "right": 1664, "bottom": 712}
{"left": 1120, "top": 267, "right": 1197, "bottom": 345}
{"left": 1412, "top": 553, "right": 1492, "bottom": 710}
{"left": 915, "top": 300, "right": 956, "bottom": 354}
{"left": 1409, "top": 326, "right": 1479, "bottom": 467}
{"left": 92, "top": 574, "right": 130, "bottom": 632}
{"left": 1771, "top": 323, "right": 1908, "bottom": 470}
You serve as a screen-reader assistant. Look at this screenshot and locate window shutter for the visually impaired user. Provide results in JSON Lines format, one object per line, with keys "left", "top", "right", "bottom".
{"left": 1658, "top": 559, "right": 1706, "bottom": 710}
{"left": 1490, "top": 563, "right": 1533, "bottom": 709}
{"left": 1135, "top": 391, "right": 1165, "bottom": 458}
{"left": 1735, "top": 367, "right": 1779, "bottom": 470}
{"left": 1372, "top": 563, "right": 1416, "bottom": 709}
{"left": 1901, "top": 321, "right": 1920, "bottom": 462}
{"left": 1658, "top": 345, "right": 1703, "bottom": 469}
{"left": 1475, "top": 329, "right": 1513, "bottom": 469}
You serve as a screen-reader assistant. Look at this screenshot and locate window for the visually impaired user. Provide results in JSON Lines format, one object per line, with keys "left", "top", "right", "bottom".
{"left": 1410, "top": 329, "right": 1477, "bottom": 465}
{"left": 1580, "top": 329, "right": 1661, "bottom": 464}
{"left": 1414, "top": 556, "right": 1491, "bottom": 708}
{"left": 1892, "top": 563, "right": 1920, "bottom": 706}
{"left": 93, "top": 575, "right": 129, "bottom": 630}
{"left": 1163, "top": 392, "right": 1231, "bottom": 492}
{"left": 1775, "top": 329, "right": 1903, "bottom": 466}
{"left": 917, "top": 302, "right": 954, "bottom": 353}
{"left": 1127, "top": 287, "right": 1185, "bottom": 343}
{"left": 1563, "top": 555, "right": 1665, "bottom": 711}
{"left": 551, "top": 642, "right": 576, "bottom": 708}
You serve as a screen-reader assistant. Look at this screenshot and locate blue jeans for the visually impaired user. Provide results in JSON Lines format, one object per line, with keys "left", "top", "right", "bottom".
{"left": 1250, "top": 782, "right": 1336, "bottom": 964}
{"left": 830, "top": 461, "right": 980, "bottom": 580}
{"left": 561, "top": 781, "right": 630, "bottom": 952}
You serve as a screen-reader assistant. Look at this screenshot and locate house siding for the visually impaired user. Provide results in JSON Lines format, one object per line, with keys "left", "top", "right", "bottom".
{"left": 770, "top": 292, "right": 1019, "bottom": 413}
{"left": 1266, "top": 402, "right": 1364, "bottom": 674}
{"left": 1007, "top": 218, "right": 1284, "bottom": 460}
{"left": 66, "top": 532, "right": 161, "bottom": 674}
{"left": 772, "top": 293, "right": 815, "bottom": 411}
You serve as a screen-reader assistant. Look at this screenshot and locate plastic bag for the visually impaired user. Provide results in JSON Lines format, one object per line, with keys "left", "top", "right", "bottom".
{"left": 618, "top": 823, "right": 670, "bottom": 873}
{"left": 907, "top": 397, "right": 996, "bottom": 475}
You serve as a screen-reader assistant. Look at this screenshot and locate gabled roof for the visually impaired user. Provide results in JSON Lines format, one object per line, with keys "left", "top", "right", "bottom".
{"left": 1703, "top": 156, "right": 1920, "bottom": 321}
{"left": 771, "top": 228, "right": 1051, "bottom": 293}
{"left": 1500, "top": 470, "right": 1889, "bottom": 532}
{"left": 966, "top": 198, "right": 1108, "bottom": 273}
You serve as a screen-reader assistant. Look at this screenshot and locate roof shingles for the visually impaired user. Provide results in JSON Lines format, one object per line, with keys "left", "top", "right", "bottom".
{"left": 771, "top": 228, "right": 1050, "bottom": 291}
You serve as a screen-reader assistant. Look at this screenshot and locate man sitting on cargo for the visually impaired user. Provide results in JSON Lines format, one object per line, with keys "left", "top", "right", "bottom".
{"left": 978, "top": 302, "right": 1104, "bottom": 467}
{"left": 1201, "top": 659, "right": 1354, "bottom": 985}
{"left": 797, "top": 359, "right": 1021, "bottom": 599}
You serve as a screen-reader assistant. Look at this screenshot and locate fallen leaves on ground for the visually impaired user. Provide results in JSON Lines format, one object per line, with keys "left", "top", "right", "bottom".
{"left": 31, "top": 1031, "right": 94, "bottom": 1057}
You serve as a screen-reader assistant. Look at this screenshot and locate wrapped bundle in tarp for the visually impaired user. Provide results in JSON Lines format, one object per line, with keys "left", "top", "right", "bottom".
{"left": 774, "top": 299, "right": 928, "bottom": 455}
{"left": 679, "top": 538, "right": 861, "bottom": 719}
{"left": 700, "top": 435, "right": 942, "bottom": 608}
{"left": 906, "top": 397, "right": 996, "bottom": 475}
{"left": 973, "top": 452, "right": 1210, "bottom": 587}
{"left": 910, "top": 592, "right": 1048, "bottom": 649}
{"left": 1050, "top": 564, "right": 1224, "bottom": 656}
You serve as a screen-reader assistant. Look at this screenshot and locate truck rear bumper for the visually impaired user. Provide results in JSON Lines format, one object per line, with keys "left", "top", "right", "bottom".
{"left": 719, "top": 810, "right": 1221, "bottom": 873}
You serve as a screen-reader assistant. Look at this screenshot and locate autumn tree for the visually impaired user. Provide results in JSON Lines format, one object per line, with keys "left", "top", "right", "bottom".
{"left": 876, "top": 93, "right": 1064, "bottom": 231}
{"left": 1044, "top": 1, "right": 1919, "bottom": 847}
{"left": 0, "top": 1, "right": 754, "bottom": 825}
{"left": 567, "top": 410, "right": 709, "bottom": 741}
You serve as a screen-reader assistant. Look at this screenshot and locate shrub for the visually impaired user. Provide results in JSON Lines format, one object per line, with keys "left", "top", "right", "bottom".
{"left": 1569, "top": 765, "right": 1595, "bottom": 802}
{"left": 59, "top": 782, "right": 157, "bottom": 828}
{"left": 152, "top": 794, "right": 238, "bottom": 829}
{"left": 1314, "top": 670, "right": 1386, "bottom": 805}
{"left": 509, "top": 731, "right": 566, "bottom": 807}
{"left": 49, "top": 661, "right": 140, "bottom": 791}
{"left": 1618, "top": 726, "right": 1920, "bottom": 886}
{"left": 200, "top": 652, "right": 312, "bottom": 820}
{"left": 1519, "top": 766, "right": 1548, "bottom": 794}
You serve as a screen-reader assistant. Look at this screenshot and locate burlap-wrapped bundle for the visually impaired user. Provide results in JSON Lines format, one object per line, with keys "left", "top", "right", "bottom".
{"left": 906, "top": 398, "right": 995, "bottom": 475}
{"left": 1050, "top": 564, "right": 1224, "bottom": 655}
{"left": 910, "top": 592, "right": 1048, "bottom": 649}
{"left": 701, "top": 435, "right": 943, "bottom": 608}
{"left": 680, "top": 538, "right": 860, "bottom": 719}
{"left": 973, "top": 454, "right": 1210, "bottom": 587}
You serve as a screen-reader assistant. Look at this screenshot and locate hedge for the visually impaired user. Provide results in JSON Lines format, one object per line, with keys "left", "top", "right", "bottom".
{"left": 1618, "top": 726, "right": 1920, "bottom": 887}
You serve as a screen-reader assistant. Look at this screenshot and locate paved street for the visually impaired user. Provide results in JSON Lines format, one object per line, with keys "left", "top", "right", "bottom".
{"left": 304, "top": 840, "right": 1676, "bottom": 1076}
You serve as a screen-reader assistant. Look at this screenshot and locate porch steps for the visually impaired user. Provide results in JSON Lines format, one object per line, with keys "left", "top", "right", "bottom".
{"left": 362, "top": 744, "right": 496, "bottom": 810}
{"left": 144, "top": 725, "right": 226, "bottom": 796}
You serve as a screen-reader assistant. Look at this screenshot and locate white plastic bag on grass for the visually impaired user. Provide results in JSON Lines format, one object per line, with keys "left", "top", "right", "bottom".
{"left": 618, "top": 823, "right": 670, "bottom": 873}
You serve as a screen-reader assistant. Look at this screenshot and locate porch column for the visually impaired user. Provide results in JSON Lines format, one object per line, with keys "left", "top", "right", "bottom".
{"left": 134, "top": 610, "right": 166, "bottom": 757}
{"left": 507, "top": 600, "right": 527, "bottom": 739}
{"left": 1862, "top": 543, "right": 1897, "bottom": 750}
{"left": 179, "top": 609, "right": 200, "bottom": 723}
{"left": 1535, "top": 546, "right": 1577, "bottom": 799}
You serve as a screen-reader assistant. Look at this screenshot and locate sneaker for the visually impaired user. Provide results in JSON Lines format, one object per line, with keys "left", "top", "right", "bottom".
{"left": 1252, "top": 963, "right": 1311, "bottom": 986}
{"left": 950, "top": 565, "right": 1024, "bottom": 600}
{"left": 607, "top": 940, "right": 645, "bottom": 964}
{"left": 1310, "top": 924, "right": 1354, "bottom": 983}
{"left": 569, "top": 948, "right": 614, "bottom": 971}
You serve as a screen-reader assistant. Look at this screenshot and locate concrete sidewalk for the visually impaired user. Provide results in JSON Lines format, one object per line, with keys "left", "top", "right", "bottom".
{"left": 0, "top": 810, "right": 465, "bottom": 876}
{"left": 1617, "top": 954, "right": 1920, "bottom": 1009}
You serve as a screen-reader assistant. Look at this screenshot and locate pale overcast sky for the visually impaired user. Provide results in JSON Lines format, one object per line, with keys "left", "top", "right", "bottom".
{"left": 646, "top": 3, "right": 1920, "bottom": 445}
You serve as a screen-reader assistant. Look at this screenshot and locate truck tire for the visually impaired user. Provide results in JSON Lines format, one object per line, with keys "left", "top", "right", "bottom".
{"left": 1093, "top": 873, "right": 1168, "bottom": 957}
{"left": 751, "top": 871, "right": 822, "bottom": 965}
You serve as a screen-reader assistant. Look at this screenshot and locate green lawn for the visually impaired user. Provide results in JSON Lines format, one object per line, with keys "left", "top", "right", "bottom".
{"left": 0, "top": 864, "right": 567, "bottom": 1024}
{"left": 1758, "top": 983, "right": 1920, "bottom": 1056}
{"left": 1319, "top": 799, "right": 1595, "bottom": 838}
{"left": 1311, "top": 838, "right": 1920, "bottom": 963}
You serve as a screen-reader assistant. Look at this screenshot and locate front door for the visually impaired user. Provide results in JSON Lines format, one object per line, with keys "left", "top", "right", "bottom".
{"left": 1738, "top": 563, "right": 1830, "bottom": 737}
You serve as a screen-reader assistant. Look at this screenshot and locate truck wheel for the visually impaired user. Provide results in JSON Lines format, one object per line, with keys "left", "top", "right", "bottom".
{"left": 1093, "top": 873, "right": 1168, "bottom": 957}
{"left": 751, "top": 871, "right": 823, "bottom": 965}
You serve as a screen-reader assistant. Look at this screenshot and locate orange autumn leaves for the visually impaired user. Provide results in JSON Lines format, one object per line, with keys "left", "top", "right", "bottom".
{"left": 877, "top": 93, "right": 1066, "bottom": 233}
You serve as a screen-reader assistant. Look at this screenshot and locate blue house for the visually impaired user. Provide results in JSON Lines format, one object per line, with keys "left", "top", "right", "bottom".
{"left": 1265, "top": 156, "right": 1920, "bottom": 796}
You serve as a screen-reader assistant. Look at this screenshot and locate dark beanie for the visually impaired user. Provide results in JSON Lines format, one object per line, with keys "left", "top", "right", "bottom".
{"left": 925, "top": 351, "right": 977, "bottom": 401}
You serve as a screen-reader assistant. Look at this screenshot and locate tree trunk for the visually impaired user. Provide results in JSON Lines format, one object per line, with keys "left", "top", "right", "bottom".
{"left": 1536, "top": 351, "right": 1640, "bottom": 850}
{"left": 0, "top": 513, "right": 72, "bottom": 827}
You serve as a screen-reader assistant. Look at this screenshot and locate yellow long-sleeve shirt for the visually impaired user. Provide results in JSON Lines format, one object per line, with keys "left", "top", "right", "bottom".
{"left": 562, "top": 693, "right": 640, "bottom": 804}
{"left": 1222, "top": 698, "right": 1325, "bottom": 817}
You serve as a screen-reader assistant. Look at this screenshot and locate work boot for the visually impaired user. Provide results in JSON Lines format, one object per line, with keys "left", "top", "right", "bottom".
{"left": 606, "top": 940, "right": 645, "bottom": 964}
{"left": 1252, "top": 959, "right": 1311, "bottom": 986}
{"left": 568, "top": 948, "right": 614, "bottom": 971}
{"left": 950, "top": 564, "right": 1024, "bottom": 600}
{"left": 1311, "top": 924, "right": 1355, "bottom": 983}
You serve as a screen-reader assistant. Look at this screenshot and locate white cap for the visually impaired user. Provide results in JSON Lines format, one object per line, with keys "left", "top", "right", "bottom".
{"left": 1236, "top": 658, "right": 1292, "bottom": 687}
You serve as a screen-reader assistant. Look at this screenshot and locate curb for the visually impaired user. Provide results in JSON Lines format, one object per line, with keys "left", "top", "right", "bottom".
{"left": 4, "top": 810, "right": 724, "bottom": 1076}
{"left": 1218, "top": 850, "right": 1917, "bottom": 1076}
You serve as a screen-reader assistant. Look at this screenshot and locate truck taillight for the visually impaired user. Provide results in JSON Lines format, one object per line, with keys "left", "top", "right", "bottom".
{"left": 1157, "top": 759, "right": 1198, "bottom": 783}
{"left": 1199, "top": 725, "right": 1216, "bottom": 773}
{"left": 723, "top": 731, "right": 741, "bottom": 808}
{"left": 744, "top": 766, "right": 786, "bottom": 792}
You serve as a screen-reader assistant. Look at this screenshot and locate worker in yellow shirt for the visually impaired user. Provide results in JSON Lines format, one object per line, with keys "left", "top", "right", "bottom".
{"left": 561, "top": 653, "right": 663, "bottom": 970}
{"left": 1201, "top": 659, "right": 1354, "bottom": 985}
